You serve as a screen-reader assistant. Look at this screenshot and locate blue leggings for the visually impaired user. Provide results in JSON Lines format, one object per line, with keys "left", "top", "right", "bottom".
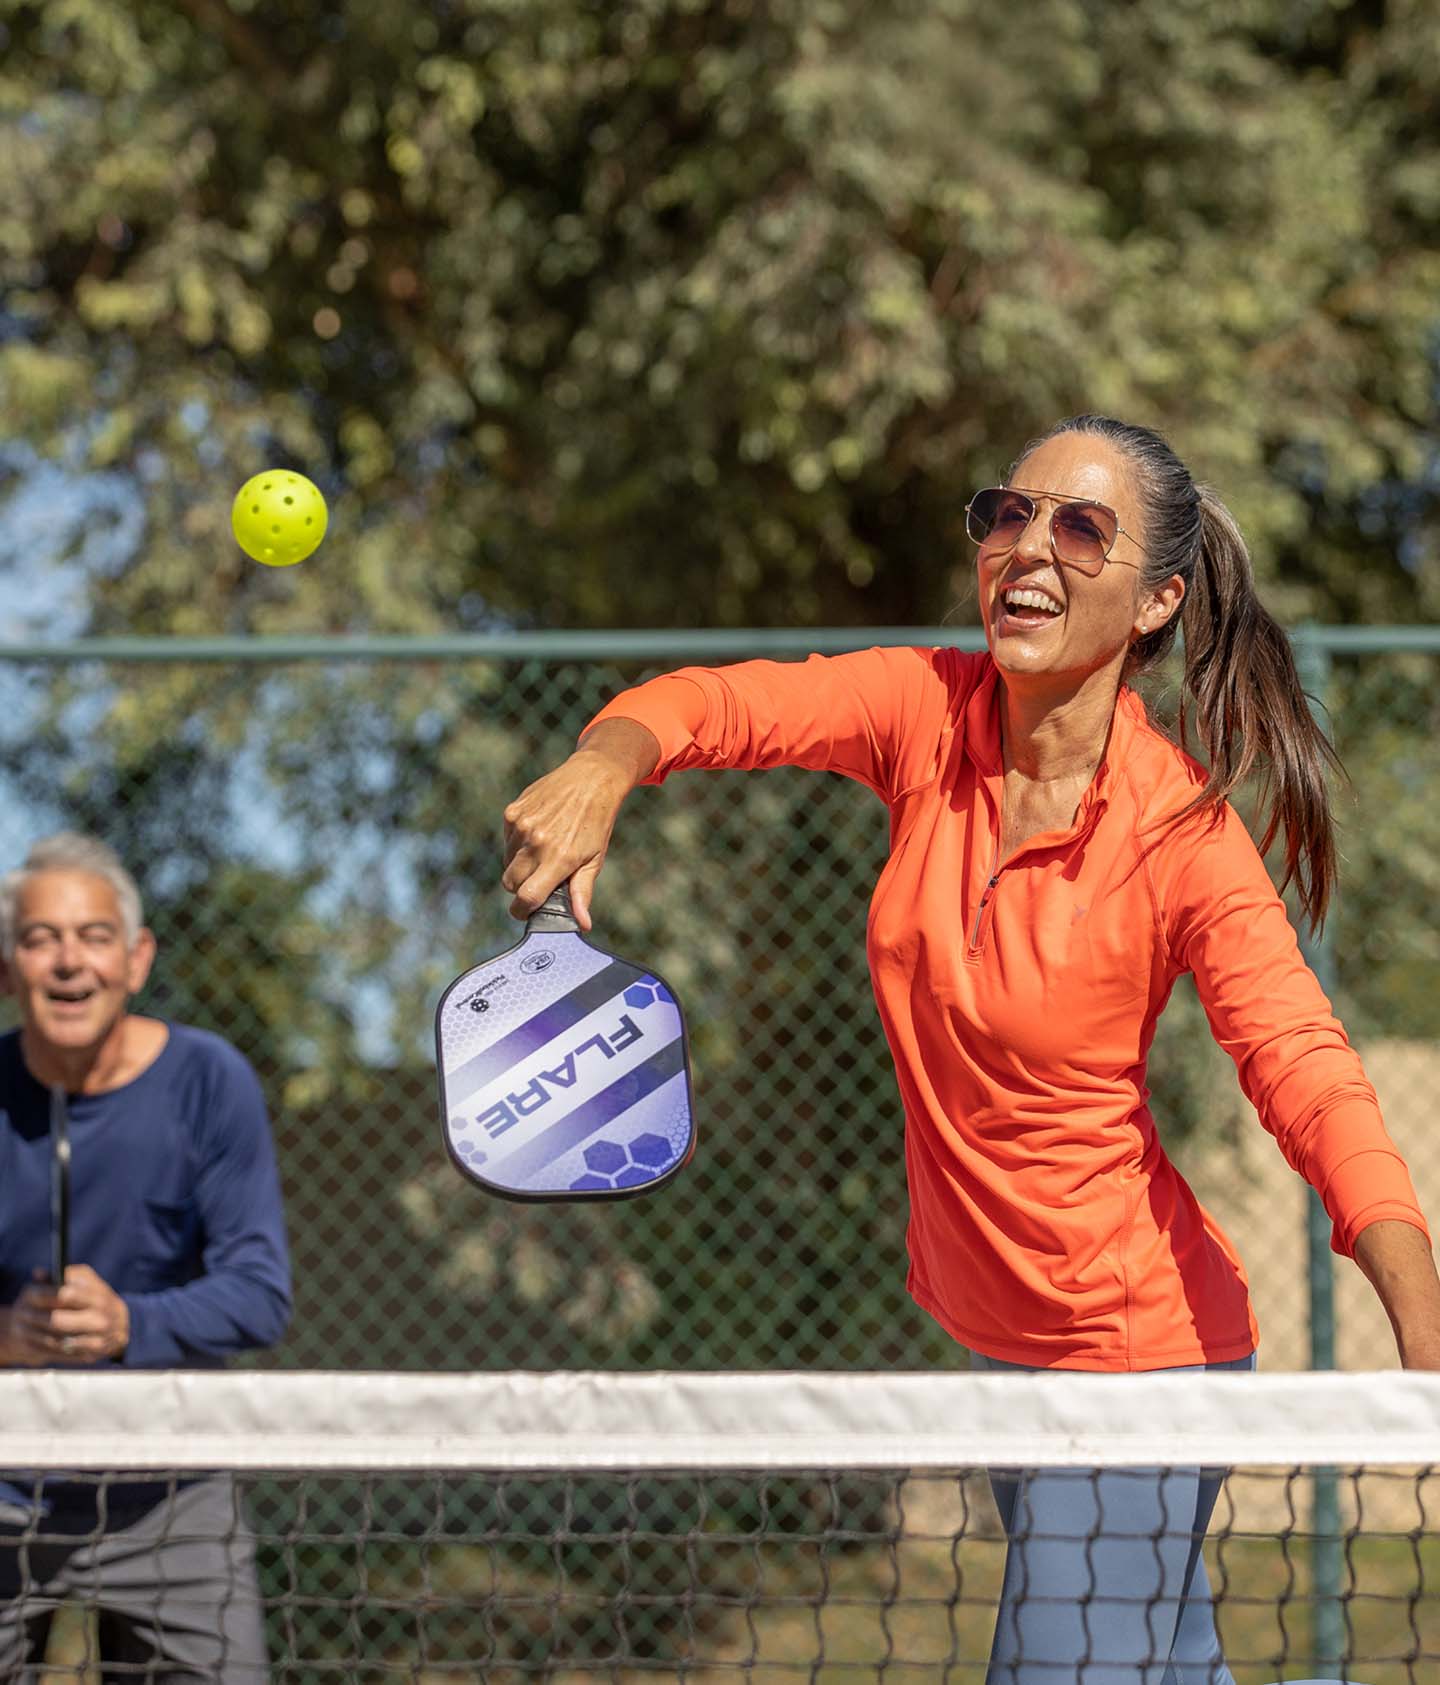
{"left": 967, "top": 1351, "right": 1340, "bottom": 1685}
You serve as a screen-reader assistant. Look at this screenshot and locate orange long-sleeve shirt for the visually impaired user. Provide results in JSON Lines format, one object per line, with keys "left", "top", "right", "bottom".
{"left": 589, "top": 645, "right": 1429, "bottom": 1370}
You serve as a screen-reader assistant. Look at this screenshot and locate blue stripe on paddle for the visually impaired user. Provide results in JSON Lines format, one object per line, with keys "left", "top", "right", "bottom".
{"left": 496, "top": 1036, "right": 688, "bottom": 1186}
{"left": 443, "top": 959, "right": 639, "bottom": 1103}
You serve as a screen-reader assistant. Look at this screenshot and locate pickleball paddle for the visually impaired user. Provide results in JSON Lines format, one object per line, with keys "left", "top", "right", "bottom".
{"left": 436, "top": 884, "right": 696, "bottom": 1201}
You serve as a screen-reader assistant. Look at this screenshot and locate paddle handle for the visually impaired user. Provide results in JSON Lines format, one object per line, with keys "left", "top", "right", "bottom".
{"left": 526, "top": 881, "right": 581, "bottom": 935}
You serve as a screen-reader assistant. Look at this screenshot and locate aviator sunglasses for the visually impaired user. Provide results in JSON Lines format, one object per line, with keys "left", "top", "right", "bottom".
{"left": 964, "top": 486, "right": 1140, "bottom": 576}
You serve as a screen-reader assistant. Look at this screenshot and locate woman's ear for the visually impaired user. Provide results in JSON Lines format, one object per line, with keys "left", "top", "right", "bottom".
{"left": 1133, "top": 573, "right": 1186, "bottom": 641}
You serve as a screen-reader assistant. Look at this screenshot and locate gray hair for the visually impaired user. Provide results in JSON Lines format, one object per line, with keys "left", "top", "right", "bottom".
{"left": 0, "top": 833, "right": 144, "bottom": 955}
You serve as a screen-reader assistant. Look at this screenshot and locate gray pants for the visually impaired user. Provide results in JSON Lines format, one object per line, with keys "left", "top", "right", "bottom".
{"left": 0, "top": 1476, "right": 267, "bottom": 1682}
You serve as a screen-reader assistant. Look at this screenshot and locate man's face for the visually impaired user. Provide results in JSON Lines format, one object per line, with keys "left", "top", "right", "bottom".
{"left": 3, "top": 870, "right": 155, "bottom": 1054}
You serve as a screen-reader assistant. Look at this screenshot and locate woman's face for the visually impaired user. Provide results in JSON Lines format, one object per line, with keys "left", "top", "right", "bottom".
{"left": 975, "top": 433, "right": 1181, "bottom": 691}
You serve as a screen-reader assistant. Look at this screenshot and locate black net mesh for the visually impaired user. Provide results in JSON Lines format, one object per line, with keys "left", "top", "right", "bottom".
{"left": 6, "top": 1463, "right": 1436, "bottom": 1680}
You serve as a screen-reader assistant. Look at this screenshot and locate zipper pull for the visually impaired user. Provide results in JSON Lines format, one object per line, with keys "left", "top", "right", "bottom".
{"left": 971, "top": 875, "right": 1001, "bottom": 950}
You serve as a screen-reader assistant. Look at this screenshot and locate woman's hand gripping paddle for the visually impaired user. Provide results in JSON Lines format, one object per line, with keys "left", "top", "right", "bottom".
{"left": 436, "top": 884, "right": 696, "bottom": 1201}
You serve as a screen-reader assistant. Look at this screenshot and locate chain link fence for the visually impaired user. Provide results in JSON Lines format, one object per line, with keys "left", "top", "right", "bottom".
{"left": 0, "top": 629, "right": 1434, "bottom": 1375}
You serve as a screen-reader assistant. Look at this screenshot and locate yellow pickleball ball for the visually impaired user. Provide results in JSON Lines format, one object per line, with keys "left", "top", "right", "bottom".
{"left": 231, "top": 470, "right": 328, "bottom": 566}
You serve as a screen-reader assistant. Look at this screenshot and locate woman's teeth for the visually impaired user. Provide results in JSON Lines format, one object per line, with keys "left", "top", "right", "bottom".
{"left": 1003, "top": 588, "right": 1062, "bottom": 615}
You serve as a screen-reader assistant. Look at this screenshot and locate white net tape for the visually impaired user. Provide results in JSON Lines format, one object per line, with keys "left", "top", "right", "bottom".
{"left": 4, "top": 1368, "right": 1439, "bottom": 1469}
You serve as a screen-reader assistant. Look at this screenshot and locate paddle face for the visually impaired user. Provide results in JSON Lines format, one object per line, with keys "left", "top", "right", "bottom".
{"left": 49, "top": 1085, "right": 70, "bottom": 1286}
{"left": 436, "top": 888, "right": 696, "bottom": 1201}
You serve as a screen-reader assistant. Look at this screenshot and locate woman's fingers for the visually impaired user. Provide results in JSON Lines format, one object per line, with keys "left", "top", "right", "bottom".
{"left": 506, "top": 852, "right": 603, "bottom": 926}
{"left": 501, "top": 755, "right": 627, "bottom": 922}
{"left": 567, "top": 860, "right": 602, "bottom": 932}
{"left": 507, "top": 866, "right": 565, "bottom": 921}
{"left": 502, "top": 820, "right": 584, "bottom": 915}
{"left": 500, "top": 832, "right": 544, "bottom": 896}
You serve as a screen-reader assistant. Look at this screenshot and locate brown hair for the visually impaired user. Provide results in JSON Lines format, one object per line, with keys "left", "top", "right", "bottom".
{"left": 1023, "top": 415, "right": 1340, "bottom": 930}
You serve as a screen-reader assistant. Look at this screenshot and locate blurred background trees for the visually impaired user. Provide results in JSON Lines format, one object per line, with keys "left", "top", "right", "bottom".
{"left": 4, "top": 0, "right": 1437, "bottom": 635}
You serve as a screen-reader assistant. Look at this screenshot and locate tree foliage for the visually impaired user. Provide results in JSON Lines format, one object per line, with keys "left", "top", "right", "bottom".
{"left": 3, "top": 0, "right": 1437, "bottom": 634}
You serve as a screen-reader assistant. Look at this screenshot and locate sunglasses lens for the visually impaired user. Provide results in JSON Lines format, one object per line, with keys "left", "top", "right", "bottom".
{"left": 967, "top": 489, "right": 1033, "bottom": 549}
{"left": 1052, "top": 501, "right": 1117, "bottom": 568}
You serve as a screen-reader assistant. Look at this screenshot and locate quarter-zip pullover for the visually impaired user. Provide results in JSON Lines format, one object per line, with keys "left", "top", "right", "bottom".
{"left": 587, "top": 644, "right": 1429, "bottom": 1369}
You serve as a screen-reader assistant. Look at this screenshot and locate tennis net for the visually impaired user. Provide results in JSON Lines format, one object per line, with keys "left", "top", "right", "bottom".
{"left": 2, "top": 1370, "right": 1437, "bottom": 1681}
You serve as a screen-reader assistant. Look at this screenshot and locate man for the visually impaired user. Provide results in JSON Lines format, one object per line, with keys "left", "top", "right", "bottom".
{"left": 0, "top": 832, "right": 291, "bottom": 1679}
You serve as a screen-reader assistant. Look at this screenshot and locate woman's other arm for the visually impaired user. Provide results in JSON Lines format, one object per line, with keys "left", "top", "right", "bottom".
{"left": 1163, "top": 803, "right": 1435, "bottom": 1366}
{"left": 1353, "top": 1220, "right": 1440, "bottom": 1370}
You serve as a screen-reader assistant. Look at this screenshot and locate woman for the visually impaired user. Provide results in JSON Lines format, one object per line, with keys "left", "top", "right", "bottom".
{"left": 500, "top": 415, "right": 1440, "bottom": 1681}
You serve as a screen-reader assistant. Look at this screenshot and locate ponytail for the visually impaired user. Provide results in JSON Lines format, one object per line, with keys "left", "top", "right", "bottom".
{"left": 1029, "top": 416, "right": 1341, "bottom": 931}
{"left": 1178, "top": 490, "right": 1339, "bottom": 930}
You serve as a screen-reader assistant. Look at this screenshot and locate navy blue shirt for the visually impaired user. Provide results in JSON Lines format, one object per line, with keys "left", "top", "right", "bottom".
{"left": 0, "top": 1023, "right": 291, "bottom": 1367}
